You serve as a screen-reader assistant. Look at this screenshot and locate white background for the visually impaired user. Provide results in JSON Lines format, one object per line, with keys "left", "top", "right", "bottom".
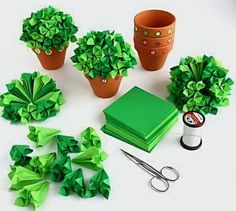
{"left": 0, "top": 0, "right": 236, "bottom": 210}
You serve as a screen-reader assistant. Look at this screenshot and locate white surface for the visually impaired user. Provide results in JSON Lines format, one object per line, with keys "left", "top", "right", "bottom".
{"left": 0, "top": 0, "right": 236, "bottom": 210}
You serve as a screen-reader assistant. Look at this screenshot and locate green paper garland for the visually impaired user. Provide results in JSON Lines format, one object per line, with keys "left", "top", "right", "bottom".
{"left": 167, "top": 55, "right": 234, "bottom": 115}
{"left": 0, "top": 72, "right": 64, "bottom": 123}
{"left": 20, "top": 6, "right": 78, "bottom": 51}
{"left": 71, "top": 30, "right": 137, "bottom": 79}
{"left": 8, "top": 126, "right": 111, "bottom": 209}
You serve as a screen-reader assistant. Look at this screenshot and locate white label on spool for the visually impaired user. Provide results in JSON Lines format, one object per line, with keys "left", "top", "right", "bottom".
{"left": 183, "top": 112, "right": 204, "bottom": 127}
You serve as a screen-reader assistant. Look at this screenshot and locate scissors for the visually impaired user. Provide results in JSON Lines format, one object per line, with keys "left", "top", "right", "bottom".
{"left": 120, "top": 149, "right": 180, "bottom": 192}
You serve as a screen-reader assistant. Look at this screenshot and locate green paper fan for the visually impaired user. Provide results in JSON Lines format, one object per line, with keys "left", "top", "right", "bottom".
{"left": 0, "top": 72, "right": 64, "bottom": 123}
{"left": 167, "top": 55, "right": 234, "bottom": 115}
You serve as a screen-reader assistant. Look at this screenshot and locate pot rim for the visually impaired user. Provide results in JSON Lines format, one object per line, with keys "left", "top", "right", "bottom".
{"left": 134, "top": 9, "right": 176, "bottom": 30}
{"left": 85, "top": 73, "right": 121, "bottom": 81}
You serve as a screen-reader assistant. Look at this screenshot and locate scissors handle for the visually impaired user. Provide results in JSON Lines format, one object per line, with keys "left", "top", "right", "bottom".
{"left": 149, "top": 176, "right": 170, "bottom": 192}
{"left": 160, "top": 166, "right": 180, "bottom": 182}
{"left": 149, "top": 166, "right": 179, "bottom": 192}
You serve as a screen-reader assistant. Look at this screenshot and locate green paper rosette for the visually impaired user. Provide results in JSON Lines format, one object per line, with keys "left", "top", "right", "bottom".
{"left": 167, "top": 55, "right": 234, "bottom": 115}
{"left": 0, "top": 71, "right": 64, "bottom": 123}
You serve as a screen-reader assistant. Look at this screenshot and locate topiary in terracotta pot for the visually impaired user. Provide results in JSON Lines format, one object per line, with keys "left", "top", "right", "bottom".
{"left": 134, "top": 9, "right": 176, "bottom": 71}
{"left": 20, "top": 6, "right": 78, "bottom": 70}
{"left": 71, "top": 30, "right": 137, "bottom": 98}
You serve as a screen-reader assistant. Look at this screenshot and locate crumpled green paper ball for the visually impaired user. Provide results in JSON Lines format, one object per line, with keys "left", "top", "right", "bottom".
{"left": 0, "top": 72, "right": 64, "bottom": 123}
{"left": 167, "top": 55, "right": 234, "bottom": 115}
{"left": 20, "top": 6, "right": 78, "bottom": 52}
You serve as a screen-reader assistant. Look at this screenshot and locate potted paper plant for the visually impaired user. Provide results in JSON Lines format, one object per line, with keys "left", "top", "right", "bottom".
{"left": 167, "top": 55, "right": 234, "bottom": 115}
{"left": 20, "top": 6, "right": 78, "bottom": 70}
{"left": 71, "top": 30, "right": 137, "bottom": 98}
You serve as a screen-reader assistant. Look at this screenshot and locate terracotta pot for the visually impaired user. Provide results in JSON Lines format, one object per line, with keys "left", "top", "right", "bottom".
{"left": 134, "top": 10, "right": 176, "bottom": 38}
{"left": 134, "top": 41, "right": 173, "bottom": 71}
{"left": 134, "top": 32, "right": 174, "bottom": 48}
{"left": 85, "top": 74, "right": 122, "bottom": 98}
{"left": 33, "top": 47, "right": 67, "bottom": 70}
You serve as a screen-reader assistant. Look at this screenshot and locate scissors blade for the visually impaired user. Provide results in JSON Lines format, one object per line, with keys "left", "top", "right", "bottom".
{"left": 120, "top": 149, "right": 163, "bottom": 177}
{"left": 120, "top": 149, "right": 143, "bottom": 164}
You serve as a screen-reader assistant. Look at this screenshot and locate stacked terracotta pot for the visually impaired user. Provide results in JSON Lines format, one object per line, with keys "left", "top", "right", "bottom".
{"left": 134, "top": 10, "right": 176, "bottom": 71}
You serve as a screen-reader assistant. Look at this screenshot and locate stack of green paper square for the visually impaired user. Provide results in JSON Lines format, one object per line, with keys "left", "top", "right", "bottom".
{"left": 101, "top": 87, "right": 179, "bottom": 152}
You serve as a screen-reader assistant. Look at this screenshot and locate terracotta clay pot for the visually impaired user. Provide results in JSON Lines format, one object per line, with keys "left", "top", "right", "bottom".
{"left": 33, "top": 47, "right": 67, "bottom": 70}
{"left": 134, "top": 40, "right": 173, "bottom": 71}
{"left": 134, "top": 10, "right": 176, "bottom": 38}
{"left": 133, "top": 10, "right": 176, "bottom": 71}
{"left": 134, "top": 32, "right": 174, "bottom": 48}
{"left": 85, "top": 74, "right": 122, "bottom": 98}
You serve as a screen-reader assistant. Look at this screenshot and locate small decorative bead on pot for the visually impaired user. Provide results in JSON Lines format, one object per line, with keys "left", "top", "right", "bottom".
{"left": 134, "top": 32, "right": 174, "bottom": 48}
{"left": 134, "top": 10, "right": 176, "bottom": 38}
{"left": 85, "top": 74, "right": 122, "bottom": 98}
{"left": 134, "top": 40, "right": 173, "bottom": 71}
{"left": 33, "top": 47, "right": 67, "bottom": 70}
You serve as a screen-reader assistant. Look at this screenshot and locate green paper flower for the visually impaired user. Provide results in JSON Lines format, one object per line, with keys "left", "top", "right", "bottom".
{"left": 80, "top": 127, "right": 101, "bottom": 151}
{"left": 57, "top": 135, "right": 80, "bottom": 157}
{"left": 20, "top": 6, "right": 78, "bottom": 51}
{"left": 86, "top": 169, "right": 111, "bottom": 199}
{"left": 167, "top": 55, "right": 234, "bottom": 115}
{"left": 72, "top": 147, "right": 108, "bottom": 171}
{"left": 59, "top": 169, "right": 86, "bottom": 197}
{"left": 0, "top": 72, "right": 64, "bottom": 123}
{"left": 28, "top": 125, "right": 61, "bottom": 147}
{"left": 10, "top": 145, "right": 33, "bottom": 166}
{"left": 71, "top": 30, "right": 137, "bottom": 80}
{"left": 14, "top": 180, "right": 49, "bottom": 208}
{"left": 9, "top": 166, "right": 44, "bottom": 190}
{"left": 29, "top": 152, "right": 56, "bottom": 176}
{"left": 8, "top": 126, "right": 111, "bottom": 208}
{"left": 49, "top": 156, "right": 72, "bottom": 182}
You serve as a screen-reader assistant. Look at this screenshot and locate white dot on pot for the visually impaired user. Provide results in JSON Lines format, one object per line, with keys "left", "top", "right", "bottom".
{"left": 168, "top": 38, "right": 172, "bottom": 43}
{"left": 142, "top": 40, "right": 148, "bottom": 45}
{"left": 150, "top": 50, "right": 156, "bottom": 55}
{"left": 35, "top": 49, "right": 41, "bottom": 54}
{"left": 135, "top": 26, "right": 138, "bottom": 31}
{"left": 156, "top": 31, "right": 161, "bottom": 37}
{"left": 45, "top": 50, "right": 52, "bottom": 55}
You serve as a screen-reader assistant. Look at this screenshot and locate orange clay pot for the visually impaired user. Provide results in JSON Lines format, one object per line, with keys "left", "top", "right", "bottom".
{"left": 134, "top": 32, "right": 174, "bottom": 48}
{"left": 85, "top": 74, "right": 122, "bottom": 98}
{"left": 134, "top": 40, "right": 173, "bottom": 71}
{"left": 33, "top": 47, "right": 67, "bottom": 70}
{"left": 134, "top": 10, "right": 176, "bottom": 38}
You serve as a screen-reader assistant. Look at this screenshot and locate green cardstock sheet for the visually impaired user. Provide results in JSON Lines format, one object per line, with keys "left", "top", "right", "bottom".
{"left": 102, "top": 86, "right": 179, "bottom": 152}
{"left": 103, "top": 86, "right": 178, "bottom": 140}
{"left": 102, "top": 116, "right": 178, "bottom": 152}
{"left": 105, "top": 108, "right": 178, "bottom": 141}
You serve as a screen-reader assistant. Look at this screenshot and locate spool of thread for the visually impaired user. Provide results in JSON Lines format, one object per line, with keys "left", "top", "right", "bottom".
{"left": 180, "top": 111, "right": 205, "bottom": 150}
